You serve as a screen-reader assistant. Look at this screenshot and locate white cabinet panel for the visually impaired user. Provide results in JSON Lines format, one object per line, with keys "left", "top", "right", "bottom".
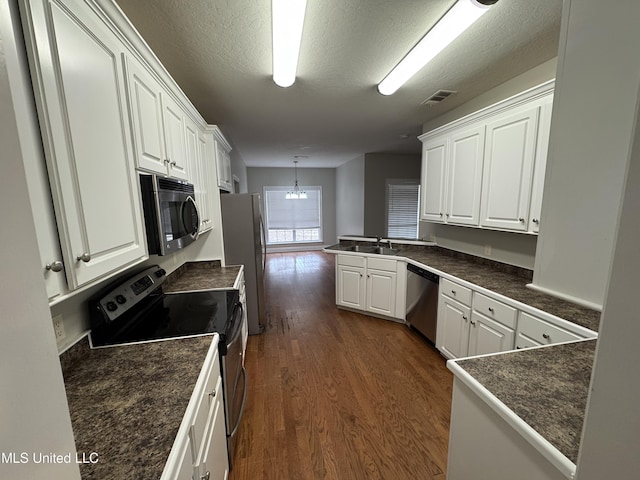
{"left": 124, "top": 54, "right": 166, "bottom": 173}
{"left": 468, "top": 312, "right": 515, "bottom": 357}
{"left": 162, "top": 92, "right": 189, "bottom": 180}
{"left": 528, "top": 95, "right": 553, "bottom": 233}
{"left": 447, "top": 126, "right": 485, "bottom": 226}
{"left": 337, "top": 265, "right": 365, "bottom": 310}
{"left": 420, "top": 136, "right": 448, "bottom": 222}
{"left": 366, "top": 269, "right": 397, "bottom": 317}
{"left": 480, "top": 104, "right": 540, "bottom": 231}
{"left": 437, "top": 294, "right": 471, "bottom": 360}
{"left": 24, "top": 0, "right": 147, "bottom": 288}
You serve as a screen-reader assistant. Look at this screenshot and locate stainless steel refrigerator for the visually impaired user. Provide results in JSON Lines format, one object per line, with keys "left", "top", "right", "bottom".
{"left": 220, "top": 193, "right": 266, "bottom": 335}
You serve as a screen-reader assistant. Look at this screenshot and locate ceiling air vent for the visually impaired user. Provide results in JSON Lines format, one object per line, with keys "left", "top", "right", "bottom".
{"left": 421, "top": 89, "right": 457, "bottom": 106}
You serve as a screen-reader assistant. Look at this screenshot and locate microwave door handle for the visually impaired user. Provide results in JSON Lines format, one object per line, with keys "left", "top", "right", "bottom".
{"left": 184, "top": 195, "right": 200, "bottom": 239}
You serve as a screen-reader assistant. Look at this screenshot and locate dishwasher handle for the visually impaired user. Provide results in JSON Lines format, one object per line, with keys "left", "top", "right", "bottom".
{"left": 407, "top": 263, "right": 440, "bottom": 283}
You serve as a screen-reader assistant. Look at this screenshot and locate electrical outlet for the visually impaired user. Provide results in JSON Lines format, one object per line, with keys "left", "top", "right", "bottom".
{"left": 484, "top": 244, "right": 492, "bottom": 256}
{"left": 52, "top": 314, "right": 65, "bottom": 341}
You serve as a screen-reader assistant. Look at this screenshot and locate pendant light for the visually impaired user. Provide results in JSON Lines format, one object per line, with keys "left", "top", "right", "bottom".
{"left": 286, "top": 161, "right": 307, "bottom": 199}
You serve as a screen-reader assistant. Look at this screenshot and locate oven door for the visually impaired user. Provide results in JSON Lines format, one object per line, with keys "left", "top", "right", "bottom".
{"left": 156, "top": 186, "right": 200, "bottom": 255}
{"left": 222, "top": 302, "right": 247, "bottom": 469}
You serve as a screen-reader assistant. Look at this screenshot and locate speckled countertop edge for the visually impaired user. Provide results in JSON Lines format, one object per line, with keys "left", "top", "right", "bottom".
{"left": 324, "top": 242, "right": 601, "bottom": 332}
{"left": 451, "top": 339, "right": 596, "bottom": 466}
{"left": 163, "top": 261, "right": 242, "bottom": 293}
{"left": 60, "top": 335, "right": 214, "bottom": 479}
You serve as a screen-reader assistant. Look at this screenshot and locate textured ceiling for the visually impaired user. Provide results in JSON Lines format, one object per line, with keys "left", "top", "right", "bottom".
{"left": 114, "top": 0, "right": 562, "bottom": 167}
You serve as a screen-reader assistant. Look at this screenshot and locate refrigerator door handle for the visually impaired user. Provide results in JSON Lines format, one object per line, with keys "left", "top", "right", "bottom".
{"left": 260, "top": 215, "right": 266, "bottom": 272}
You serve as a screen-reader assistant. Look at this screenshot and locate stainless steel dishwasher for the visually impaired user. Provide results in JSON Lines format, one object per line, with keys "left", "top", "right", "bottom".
{"left": 405, "top": 263, "right": 439, "bottom": 343}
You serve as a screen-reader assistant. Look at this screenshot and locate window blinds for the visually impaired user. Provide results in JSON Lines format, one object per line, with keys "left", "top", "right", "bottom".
{"left": 264, "top": 187, "right": 322, "bottom": 230}
{"left": 386, "top": 181, "right": 419, "bottom": 238}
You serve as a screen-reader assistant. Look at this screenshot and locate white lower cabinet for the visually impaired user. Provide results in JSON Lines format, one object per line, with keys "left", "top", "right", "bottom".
{"left": 336, "top": 254, "right": 404, "bottom": 320}
{"left": 162, "top": 339, "right": 228, "bottom": 480}
{"left": 437, "top": 281, "right": 516, "bottom": 359}
{"left": 515, "top": 311, "right": 582, "bottom": 349}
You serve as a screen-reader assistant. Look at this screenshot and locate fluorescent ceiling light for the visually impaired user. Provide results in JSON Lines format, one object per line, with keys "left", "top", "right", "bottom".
{"left": 272, "top": 0, "right": 307, "bottom": 88}
{"left": 378, "top": 0, "right": 497, "bottom": 96}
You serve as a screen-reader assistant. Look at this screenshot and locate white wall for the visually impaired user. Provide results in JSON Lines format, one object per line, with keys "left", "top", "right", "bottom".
{"left": 575, "top": 71, "right": 640, "bottom": 480}
{"left": 336, "top": 155, "right": 365, "bottom": 236}
{"left": 229, "top": 147, "right": 248, "bottom": 193}
{"left": 421, "top": 223, "right": 538, "bottom": 270}
{"left": 530, "top": 0, "right": 640, "bottom": 309}
{"left": 247, "top": 166, "right": 337, "bottom": 247}
{"left": 363, "top": 153, "right": 421, "bottom": 237}
{"left": 0, "top": 1, "right": 80, "bottom": 476}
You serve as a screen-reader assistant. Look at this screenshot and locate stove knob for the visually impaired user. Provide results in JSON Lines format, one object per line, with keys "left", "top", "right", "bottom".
{"left": 105, "top": 301, "right": 118, "bottom": 312}
{"left": 116, "top": 295, "right": 127, "bottom": 305}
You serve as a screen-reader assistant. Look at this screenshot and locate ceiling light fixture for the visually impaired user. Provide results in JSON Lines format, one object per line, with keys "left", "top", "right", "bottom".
{"left": 286, "top": 160, "right": 307, "bottom": 199}
{"left": 377, "top": 0, "right": 498, "bottom": 96}
{"left": 272, "top": 0, "right": 307, "bottom": 88}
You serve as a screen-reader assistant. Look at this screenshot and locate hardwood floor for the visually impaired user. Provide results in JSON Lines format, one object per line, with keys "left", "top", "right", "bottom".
{"left": 230, "top": 251, "right": 453, "bottom": 480}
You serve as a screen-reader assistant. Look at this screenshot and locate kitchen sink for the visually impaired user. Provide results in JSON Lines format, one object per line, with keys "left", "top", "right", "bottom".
{"left": 344, "top": 245, "right": 401, "bottom": 256}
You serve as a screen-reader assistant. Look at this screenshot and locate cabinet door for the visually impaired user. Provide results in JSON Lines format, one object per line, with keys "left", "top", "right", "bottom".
{"left": 436, "top": 295, "right": 471, "bottom": 359}
{"left": 162, "top": 93, "right": 189, "bottom": 180}
{"left": 528, "top": 95, "right": 553, "bottom": 233}
{"left": 197, "top": 397, "right": 229, "bottom": 480}
{"left": 337, "top": 265, "right": 366, "bottom": 310}
{"left": 480, "top": 104, "right": 540, "bottom": 231}
{"left": 197, "top": 132, "right": 212, "bottom": 232}
{"left": 124, "top": 54, "right": 167, "bottom": 174}
{"left": 468, "top": 312, "right": 515, "bottom": 356}
{"left": 365, "top": 269, "right": 397, "bottom": 317}
{"left": 447, "top": 126, "right": 485, "bottom": 226}
{"left": 420, "top": 136, "right": 448, "bottom": 222}
{"left": 216, "top": 142, "right": 232, "bottom": 191}
{"left": 24, "top": 0, "right": 147, "bottom": 288}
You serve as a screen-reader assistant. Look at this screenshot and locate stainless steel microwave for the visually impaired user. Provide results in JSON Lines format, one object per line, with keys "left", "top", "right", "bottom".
{"left": 140, "top": 174, "right": 200, "bottom": 255}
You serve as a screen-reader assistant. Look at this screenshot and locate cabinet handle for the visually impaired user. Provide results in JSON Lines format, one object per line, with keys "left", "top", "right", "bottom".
{"left": 533, "top": 218, "right": 539, "bottom": 224}
{"left": 446, "top": 213, "right": 450, "bottom": 217}
{"left": 164, "top": 158, "right": 170, "bottom": 165}
{"left": 451, "top": 290, "right": 456, "bottom": 295}
{"left": 519, "top": 217, "right": 525, "bottom": 223}
{"left": 359, "top": 273, "right": 363, "bottom": 277}
{"left": 488, "top": 307, "right": 494, "bottom": 313}
{"left": 516, "top": 346, "right": 522, "bottom": 349}
{"left": 45, "top": 261, "right": 64, "bottom": 272}
{"left": 542, "top": 333, "right": 550, "bottom": 340}
{"left": 208, "top": 389, "right": 216, "bottom": 398}
{"left": 367, "top": 274, "right": 370, "bottom": 278}
{"left": 201, "top": 471, "right": 211, "bottom": 480}
{"left": 170, "top": 161, "right": 177, "bottom": 167}
{"left": 470, "top": 320, "right": 476, "bottom": 326}
{"left": 462, "top": 315, "right": 467, "bottom": 321}
{"left": 76, "top": 253, "right": 91, "bottom": 263}
{"left": 439, "top": 212, "right": 443, "bottom": 217}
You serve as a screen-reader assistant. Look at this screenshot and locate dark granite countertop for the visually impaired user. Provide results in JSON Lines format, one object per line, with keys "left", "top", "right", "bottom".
{"left": 453, "top": 339, "right": 597, "bottom": 464}
{"left": 59, "top": 335, "right": 214, "bottom": 479}
{"left": 325, "top": 243, "right": 600, "bottom": 332}
{"left": 163, "top": 261, "right": 242, "bottom": 293}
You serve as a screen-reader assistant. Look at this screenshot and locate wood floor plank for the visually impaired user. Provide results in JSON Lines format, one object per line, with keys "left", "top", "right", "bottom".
{"left": 230, "top": 252, "right": 453, "bottom": 480}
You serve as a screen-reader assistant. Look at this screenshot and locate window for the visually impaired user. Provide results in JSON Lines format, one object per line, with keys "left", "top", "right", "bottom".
{"left": 264, "top": 186, "right": 323, "bottom": 244}
{"left": 386, "top": 179, "right": 420, "bottom": 238}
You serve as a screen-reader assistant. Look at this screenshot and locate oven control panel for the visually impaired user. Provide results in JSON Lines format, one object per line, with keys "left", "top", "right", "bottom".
{"left": 97, "top": 265, "right": 166, "bottom": 322}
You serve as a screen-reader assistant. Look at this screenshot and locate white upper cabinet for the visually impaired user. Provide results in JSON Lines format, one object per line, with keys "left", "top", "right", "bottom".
{"left": 480, "top": 104, "right": 540, "bottom": 231}
{"left": 212, "top": 127, "right": 232, "bottom": 192}
{"left": 124, "top": 53, "right": 189, "bottom": 180}
{"left": 22, "top": 0, "right": 147, "bottom": 288}
{"left": 528, "top": 95, "right": 554, "bottom": 233}
{"left": 161, "top": 93, "right": 190, "bottom": 180}
{"left": 420, "top": 136, "right": 448, "bottom": 222}
{"left": 447, "top": 125, "right": 485, "bottom": 226}
{"left": 419, "top": 82, "right": 554, "bottom": 235}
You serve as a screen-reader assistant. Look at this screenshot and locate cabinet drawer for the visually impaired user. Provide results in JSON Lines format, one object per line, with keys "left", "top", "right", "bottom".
{"left": 190, "top": 357, "right": 222, "bottom": 457}
{"left": 366, "top": 257, "right": 397, "bottom": 272}
{"left": 337, "top": 254, "right": 366, "bottom": 268}
{"left": 517, "top": 312, "right": 582, "bottom": 346}
{"left": 440, "top": 278, "right": 472, "bottom": 306}
{"left": 472, "top": 292, "right": 517, "bottom": 329}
